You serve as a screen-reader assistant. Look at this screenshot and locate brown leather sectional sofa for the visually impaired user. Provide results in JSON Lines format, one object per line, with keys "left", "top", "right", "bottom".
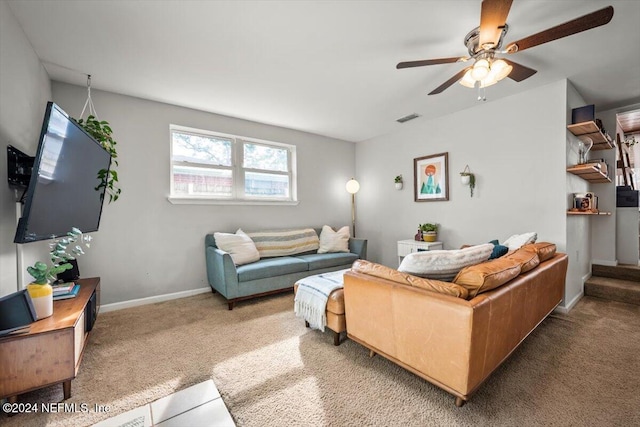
{"left": 343, "top": 243, "right": 568, "bottom": 407}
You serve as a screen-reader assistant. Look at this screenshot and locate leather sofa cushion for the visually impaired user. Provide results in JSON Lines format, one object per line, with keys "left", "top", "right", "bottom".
{"left": 453, "top": 257, "right": 522, "bottom": 299}
{"left": 502, "top": 246, "right": 540, "bottom": 273}
{"left": 351, "top": 259, "right": 468, "bottom": 299}
{"left": 523, "top": 242, "right": 557, "bottom": 262}
{"left": 326, "top": 289, "right": 345, "bottom": 314}
{"left": 237, "top": 256, "right": 308, "bottom": 282}
{"left": 293, "top": 252, "right": 358, "bottom": 270}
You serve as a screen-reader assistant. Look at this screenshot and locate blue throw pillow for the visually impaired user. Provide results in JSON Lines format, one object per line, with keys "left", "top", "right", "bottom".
{"left": 489, "top": 241, "right": 509, "bottom": 259}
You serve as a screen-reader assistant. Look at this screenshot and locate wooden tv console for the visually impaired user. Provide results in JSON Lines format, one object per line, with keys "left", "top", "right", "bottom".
{"left": 0, "top": 277, "right": 100, "bottom": 402}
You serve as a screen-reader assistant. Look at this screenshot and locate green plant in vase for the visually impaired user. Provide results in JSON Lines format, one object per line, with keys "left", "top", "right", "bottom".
{"left": 460, "top": 172, "right": 475, "bottom": 197}
{"left": 395, "top": 174, "right": 403, "bottom": 190}
{"left": 26, "top": 228, "right": 92, "bottom": 319}
{"left": 419, "top": 223, "right": 438, "bottom": 242}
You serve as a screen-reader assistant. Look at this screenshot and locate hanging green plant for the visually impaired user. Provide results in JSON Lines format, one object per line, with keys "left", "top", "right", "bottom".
{"left": 75, "top": 115, "right": 121, "bottom": 203}
{"left": 460, "top": 165, "right": 476, "bottom": 197}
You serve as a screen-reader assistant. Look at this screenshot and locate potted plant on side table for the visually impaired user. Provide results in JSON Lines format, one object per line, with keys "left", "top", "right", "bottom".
{"left": 26, "top": 228, "right": 92, "bottom": 319}
{"left": 419, "top": 223, "right": 438, "bottom": 242}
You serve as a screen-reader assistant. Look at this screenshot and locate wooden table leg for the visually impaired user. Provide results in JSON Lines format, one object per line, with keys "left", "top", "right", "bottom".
{"left": 333, "top": 331, "right": 341, "bottom": 346}
{"left": 305, "top": 321, "right": 310, "bottom": 328}
{"left": 63, "top": 381, "right": 71, "bottom": 400}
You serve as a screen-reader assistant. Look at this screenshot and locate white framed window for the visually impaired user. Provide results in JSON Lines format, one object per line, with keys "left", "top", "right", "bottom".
{"left": 169, "top": 125, "right": 297, "bottom": 204}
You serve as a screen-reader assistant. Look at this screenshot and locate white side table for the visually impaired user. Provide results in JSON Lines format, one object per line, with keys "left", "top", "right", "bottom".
{"left": 397, "top": 239, "right": 444, "bottom": 266}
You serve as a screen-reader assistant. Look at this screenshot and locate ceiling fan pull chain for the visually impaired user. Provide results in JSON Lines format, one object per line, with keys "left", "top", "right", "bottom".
{"left": 477, "top": 84, "right": 487, "bottom": 102}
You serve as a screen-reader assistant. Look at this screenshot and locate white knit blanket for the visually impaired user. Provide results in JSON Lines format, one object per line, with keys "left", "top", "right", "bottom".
{"left": 294, "top": 269, "right": 348, "bottom": 332}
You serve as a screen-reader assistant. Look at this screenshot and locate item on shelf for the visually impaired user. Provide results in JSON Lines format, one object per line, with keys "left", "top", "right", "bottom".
{"left": 586, "top": 192, "right": 598, "bottom": 210}
{"left": 52, "top": 284, "right": 81, "bottom": 301}
{"left": 571, "top": 104, "right": 595, "bottom": 124}
{"left": 414, "top": 229, "right": 423, "bottom": 241}
{"left": 573, "top": 192, "right": 598, "bottom": 212}
{"left": 577, "top": 138, "right": 593, "bottom": 164}
{"left": 52, "top": 282, "right": 75, "bottom": 295}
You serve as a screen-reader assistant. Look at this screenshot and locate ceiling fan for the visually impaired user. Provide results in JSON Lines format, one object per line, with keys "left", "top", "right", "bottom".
{"left": 397, "top": 0, "right": 614, "bottom": 97}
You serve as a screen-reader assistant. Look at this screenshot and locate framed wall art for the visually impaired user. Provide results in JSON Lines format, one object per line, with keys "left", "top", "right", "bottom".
{"left": 414, "top": 152, "right": 449, "bottom": 202}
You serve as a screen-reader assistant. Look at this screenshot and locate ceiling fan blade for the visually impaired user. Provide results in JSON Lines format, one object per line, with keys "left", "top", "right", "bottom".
{"left": 397, "top": 57, "right": 463, "bottom": 69}
{"left": 502, "top": 59, "right": 537, "bottom": 82}
{"left": 479, "top": 0, "right": 514, "bottom": 50}
{"left": 505, "top": 6, "right": 614, "bottom": 53}
{"left": 428, "top": 68, "right": 470, "bottom": 95}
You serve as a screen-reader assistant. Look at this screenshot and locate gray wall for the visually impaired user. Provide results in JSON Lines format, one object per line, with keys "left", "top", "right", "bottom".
{"left": 565, "top": 81, "right": 592, "bottom": 309}
{"left": 355, "top": 80, "right": 573, "bottom": 307}
{"left": 0, "top": 0, "right": 52, "bottom": 297}
{"left": 51, "top": 82, "right": 356, "bottom": 304}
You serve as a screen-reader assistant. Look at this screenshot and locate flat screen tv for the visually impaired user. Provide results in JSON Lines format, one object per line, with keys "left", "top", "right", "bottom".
{"left": 14, "top": 102, "right": 112, "bottom": 243}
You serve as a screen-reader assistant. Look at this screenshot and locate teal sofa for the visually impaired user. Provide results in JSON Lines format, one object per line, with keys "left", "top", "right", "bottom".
{"left": 205, "top": 228, "right": 367, "bottom": 309}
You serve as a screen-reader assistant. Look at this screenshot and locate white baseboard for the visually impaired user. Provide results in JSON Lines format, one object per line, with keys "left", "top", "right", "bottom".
{"left": 555, "top": 290, "right": 585, "bottom": 314}
{"left": 591, "top": 259, "right": 618, "bottom": 267}
{"left": 100, "top": 287, "right": 211, "bottom": 313}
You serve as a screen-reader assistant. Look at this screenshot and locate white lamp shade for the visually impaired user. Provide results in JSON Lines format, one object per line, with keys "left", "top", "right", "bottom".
{"left": 346, "top": 179, "right": 360, "bottom": 194}
{"left": 470, "top": 59, "right": 490, "bottom": 81}
{"left": 460, "top": 58, "right": 513, "bottom": 89}
{"left": 459, "top": 69, "right": 476, "bottom": 88}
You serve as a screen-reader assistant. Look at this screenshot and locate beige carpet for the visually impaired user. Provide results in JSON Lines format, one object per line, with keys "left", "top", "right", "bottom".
{"left": 2, "top": 292, "right": 639, "bottom": 427}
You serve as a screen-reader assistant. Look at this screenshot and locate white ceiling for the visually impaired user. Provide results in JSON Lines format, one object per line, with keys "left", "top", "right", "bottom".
{"left": 7, "top": 0, "right": 640, "bottom": 142}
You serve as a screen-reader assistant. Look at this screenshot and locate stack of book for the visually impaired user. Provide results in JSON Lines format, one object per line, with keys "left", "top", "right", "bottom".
{"left": 52, "top": 282, "right": 80, "bottom": 300}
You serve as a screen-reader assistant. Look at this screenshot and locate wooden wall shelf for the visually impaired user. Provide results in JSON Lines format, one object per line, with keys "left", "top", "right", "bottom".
{"left": 566, "top": 164, "right": 611, "bottom": 183}
{"left": 567, "top": 121, "right": 615, "bottom": 150}
{"left": 567, "top": 211, "right": 612, "bottom": 216}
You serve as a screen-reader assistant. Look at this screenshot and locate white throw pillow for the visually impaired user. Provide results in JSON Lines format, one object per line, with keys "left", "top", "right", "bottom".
{"left": 317, "top": 225, "right": 350, "bottom": 253}
{"left": 398, "top": 243, "right": 494, "bottom": 282}
{"left": 214, "top": 229, "right": 260, "bottom": 266}
{"left": 503, "top": 232, "right": 538, "bottom": 251}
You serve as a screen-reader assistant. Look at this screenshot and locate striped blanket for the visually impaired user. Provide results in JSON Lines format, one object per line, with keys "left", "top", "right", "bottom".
{"left": 294, "top": 269, "right": 348, "bottom": 332}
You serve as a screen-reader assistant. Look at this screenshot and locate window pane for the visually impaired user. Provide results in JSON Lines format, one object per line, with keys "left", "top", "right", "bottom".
{"left": 245, "top": 172, "right": 289, "bottom": 198}
{"left": 173, "top": 165, "right": 232, "bottom": 196}
{"left": 172, "top": 131, "right": 232, "bottom": 166}
{"left": 243, "top": 143, "right": 288, "bottom": 172}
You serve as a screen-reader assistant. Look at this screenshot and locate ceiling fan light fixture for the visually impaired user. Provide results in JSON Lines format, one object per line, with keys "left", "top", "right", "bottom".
{"left": 491, "top": 59, "right": 513, "bottom": 80}
{"left": 470, "top": 59, "right": 490, "bottom": 80}
{"left": 459, "top": 69, "right": 477, "bottom": 88}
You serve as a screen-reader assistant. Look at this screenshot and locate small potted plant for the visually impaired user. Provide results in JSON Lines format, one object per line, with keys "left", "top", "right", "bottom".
{"left": 26, "top": 228, "right": 92, "bottom": 319}
{"left": 419, "top": 223, "right": 438, "bottom": 242}
{"left": 460, "top": 165, "right": 476, "bottom": 197}
{"left": 394, "top": 174, "right": 403, "bottom": 190}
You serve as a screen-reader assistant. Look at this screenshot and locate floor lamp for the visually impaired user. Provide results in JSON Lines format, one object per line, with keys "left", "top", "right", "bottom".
{"left": 345, "top": 178, "right": 360, "bottom": 238}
